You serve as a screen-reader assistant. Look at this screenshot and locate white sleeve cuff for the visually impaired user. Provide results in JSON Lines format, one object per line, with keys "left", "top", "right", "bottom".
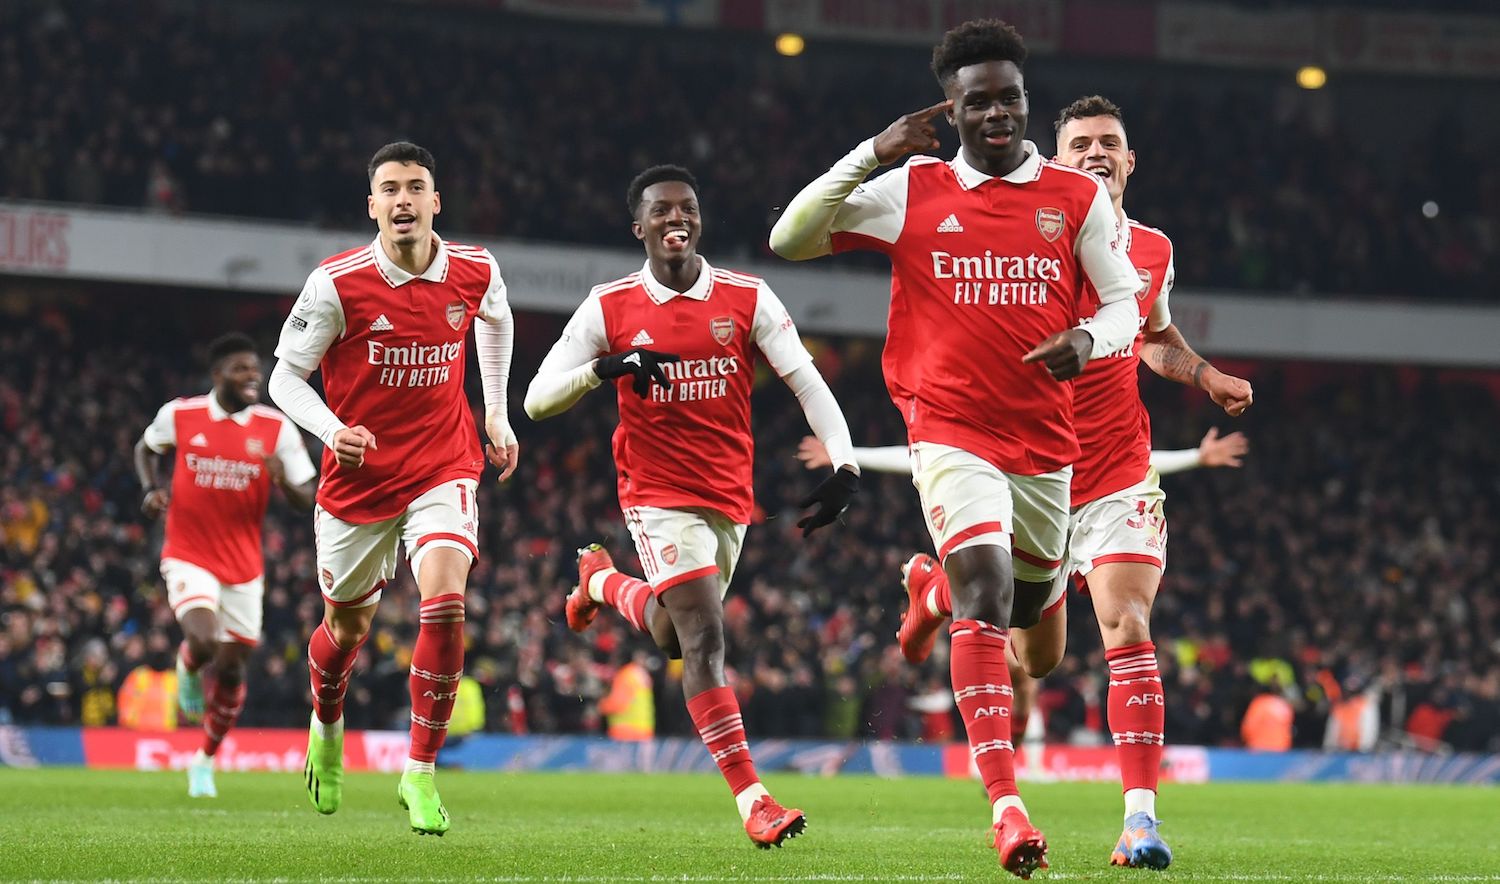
{"left": 1150, "top": 448, "right": 1201, "bottom": 475}
{"left": 783, "top": 364, "right": 856, "bottom": 472}
{"left": 854, "top": 446, "right": 913, "bottom": 475}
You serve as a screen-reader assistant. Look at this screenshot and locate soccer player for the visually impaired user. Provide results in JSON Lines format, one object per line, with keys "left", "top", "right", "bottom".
{"left": 525, "top": 164, "right": 860, "bottom": 848}
{"left": 849, "top": 95, "right": 1254, "bottom": 869}
{"left": 267, "top": 141, "right": 518, "bottom": 835}
{"left": 769, "top": 20, "right": 1144, "bottom": 877}
{"left": 135, "top": 332, "right": 317, "bottom": 798}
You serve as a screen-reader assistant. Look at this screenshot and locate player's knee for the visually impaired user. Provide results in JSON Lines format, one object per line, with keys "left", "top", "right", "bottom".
{"left": 1097, "top": 596, "right": 1152, "bottom": 646}
{"left": 325, "top": 614, "right": 372, "bottom": 650}
{"left": 650, "top": 620, "right": 683, "bottom": 659}
{"left": 1019, "top": 644, "right": 1064, "bottom": 679}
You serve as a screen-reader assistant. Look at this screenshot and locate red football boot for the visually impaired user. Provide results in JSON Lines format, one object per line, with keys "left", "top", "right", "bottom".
{"left": 565, "top": 543, "right": 613, "bottom": 633}
{"left": 744, "top": 795, "right": 806, "bottom": 849}
{"left": 896, "top": 553, "right": 946, "bottom": 663}
{"left": 992, "top": 807, "right": 1049, "bottom": 879}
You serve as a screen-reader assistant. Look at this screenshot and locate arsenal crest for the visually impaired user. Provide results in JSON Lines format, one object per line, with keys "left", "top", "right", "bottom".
{"left": 1135, "top": 267, "right": 1153, "bottom": 300}
{"left": 929, "top": 505, "right": 946, "bottom": 532}
{"left": 245, "top": 437, "right": 265, "bottom": 458}
{"left": 320, "top": 568, "right": 334, "bottom": 590}
{"left": 445, "top": 301, "right": 465, "bottom": 330}
{"left": 710, "top": 316, "right": 734, "bottom": 347}
{"left": 1035, "top": 207, "right": 1065, "bottom": 243}
{"left": 661, "top": 544, "right": 679, "bottom": 566}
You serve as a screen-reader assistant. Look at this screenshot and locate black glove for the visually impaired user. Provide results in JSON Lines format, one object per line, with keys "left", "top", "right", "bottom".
{"left": 595, "top": 348, "right": 680, "bottom": 399}
{"left": 796, "top": 466, "right": 859, "bottom": 537}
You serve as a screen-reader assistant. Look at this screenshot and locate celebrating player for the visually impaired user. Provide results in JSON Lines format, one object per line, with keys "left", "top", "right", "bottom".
{"left": 769, "top": 20, "right": 1144, "bottom": 878}
{"left": 135, "top": 332, "right": 317, "bottom": 798}
{"left": 839, "top": 95, "right": 1253, "bottom": 869}
{"left": 268, "top": 142, "right": 518, "bottom": 835}
{"left": 526, "top": 164, "right": 860, "bottom": 848}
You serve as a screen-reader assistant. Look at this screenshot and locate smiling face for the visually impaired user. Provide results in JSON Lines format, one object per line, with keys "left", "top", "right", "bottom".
{"left": 633, "top": 180, "right": 701, "bottom": 265}
{"left": 945, "top": 60, "right": 1029, "bottom": 176}
{"left": 1056, "top": 114, "right": 1134, "bottom": 203}
{"left": 213, "top": 350, "right": 262, "bottom": 411}
{"left": 368, "top": 161, "right": 440, "bottom": 247}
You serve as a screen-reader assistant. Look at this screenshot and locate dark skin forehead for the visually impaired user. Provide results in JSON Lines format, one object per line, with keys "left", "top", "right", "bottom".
{"left": 946, "top": 60, "right": 1025, "bottom": 100}
{"left": 637, "top": 181, "right": 699, "bottom": 216}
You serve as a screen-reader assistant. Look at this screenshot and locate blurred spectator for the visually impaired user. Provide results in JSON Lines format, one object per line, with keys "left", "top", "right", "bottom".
{"left": 0, "top": 0, "right": 1494, "bottom": 300}
{"left": 1240, "top": 678, "right": 1295, "bottom": 751}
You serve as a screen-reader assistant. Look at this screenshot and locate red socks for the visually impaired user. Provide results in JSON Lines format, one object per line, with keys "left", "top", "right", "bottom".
{"left": 932, "top": 575, "right": 952, "bottom": 617}
{"left": 1106, "top": 641, "right": 1165, "bottom": 793}
{"left": 408, "top": 593, "right": 465, "bottom": 763}
{"left": 307, "top": 621, "right": 366, "bottom": 724}
{"left": 202, "top": 678, "right": 246, "bottom": 756}
{"left": 603, "top": 572, "right": 653, "bottom": 634}
{"left": 949, "top": 619, "right": 1018, "bottom": 803}
{"left": 687, "top": 686, "right": 759, "bottom": 796}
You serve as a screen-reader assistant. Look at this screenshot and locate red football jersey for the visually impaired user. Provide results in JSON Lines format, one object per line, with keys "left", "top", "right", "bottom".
{"left": 274, "top": 237, "right": 507, "bottom": 523}
{"left": 534, "top": 259, "right": 814, "bottom": 524}
{"left": 143, "top": 395, "right": 317, "bottom": 584}
{"left": 829, "top": 146, "right": 1141, "bottom": 475}
{"left": 1071, "top": 219, "right": 1175, "bottom": 506}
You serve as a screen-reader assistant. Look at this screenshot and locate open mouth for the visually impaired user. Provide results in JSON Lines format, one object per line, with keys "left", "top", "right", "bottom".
{"left": 392, "top": 213, "right": 417, "bottom": 234}
{"left": 662, "top": 230, "right": 690, "bottom": 249}
{"left": 1086, "top": 163, "right": 1112, "bottom": 180}
{"left": 240, "top": 381, "right": 260, "bottom": 401}
{"left": 982, "top": 128, "right": 1013, "bottom": 147}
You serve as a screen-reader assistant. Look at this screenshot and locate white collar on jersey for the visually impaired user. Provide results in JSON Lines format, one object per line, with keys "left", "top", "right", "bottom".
{"left": 370, "top": 234, "right": 451, "bottom": 288}
{"left": 207, "top": 390, "right": 254, "bottom": 426}
{"left": 640, "top": 257, "right": 714, "bottom": 304}
{"left": 950, "top": 140, "right": 1045, "bottom": 190}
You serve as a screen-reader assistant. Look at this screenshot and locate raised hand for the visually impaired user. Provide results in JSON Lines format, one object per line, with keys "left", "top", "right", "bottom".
{"left": 873, "top": 100, "right": 953, "bottom": 165}
{"left": 1197, "top": 427, "right": 1249, "bottom": 468}
{"left": 796, "top": 435, "right": 833, "bottom": 470}
{"left": 1204, "top": 371, "right": 1254, "bottom": 417}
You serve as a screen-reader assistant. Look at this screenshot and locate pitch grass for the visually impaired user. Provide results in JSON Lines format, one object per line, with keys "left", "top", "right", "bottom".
{"left": 1, "top": 769, "right": 1497, "bottom": 881}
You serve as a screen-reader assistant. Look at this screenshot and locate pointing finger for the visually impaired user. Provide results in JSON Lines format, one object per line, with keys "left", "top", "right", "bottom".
{"left": 914, "top": 99, "right": 953, "bottom": 120}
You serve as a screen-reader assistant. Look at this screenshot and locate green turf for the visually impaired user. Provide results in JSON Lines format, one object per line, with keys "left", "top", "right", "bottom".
{"left": 0, "top": 768, "right": 1495, "bottom": 881}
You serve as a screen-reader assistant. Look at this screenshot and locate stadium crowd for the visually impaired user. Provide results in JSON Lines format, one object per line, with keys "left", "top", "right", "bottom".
{"left": 1, "top": 294, "right": 1497, "bottom": 754}
{"left": 1, "top": 0, "right": 1495, "bottom": 301}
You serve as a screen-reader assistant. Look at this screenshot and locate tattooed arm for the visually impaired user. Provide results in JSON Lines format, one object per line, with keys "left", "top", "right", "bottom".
{"left": 1139, "top": 324, "right": 1255, "bottom": 416}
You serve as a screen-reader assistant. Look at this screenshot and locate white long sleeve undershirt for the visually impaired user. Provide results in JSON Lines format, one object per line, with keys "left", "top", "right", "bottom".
{"left": 474, "top": 308, "right": 514, "bottom": 413}
{"left": 267, "top": 362, "right": 346, "bottom": 448}
{"left": 783, "top": 363, "right": 857, "bottom": 474}
{"left": 1149, "top": 448, "right": 1202, "bottom": 475}
{"left": 523, "top": 361, "right": 602, "bottom": 420}
{"left": 768, "top": 139, "right": 881, "bottom": 261}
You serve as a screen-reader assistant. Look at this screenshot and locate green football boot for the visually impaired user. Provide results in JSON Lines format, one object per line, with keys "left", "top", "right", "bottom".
{"left": 303, "top": 715, "right": 344, "bottom": 815}
{"left": 397, "top": 770, "right": 451, "bottom": 836}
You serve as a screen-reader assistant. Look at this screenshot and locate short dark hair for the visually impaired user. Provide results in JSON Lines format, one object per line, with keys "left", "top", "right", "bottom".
{"left": 931, "top": 19, "right": 1028, "bottom": 88}
{"left": 1055, "top": 95, "right": 1125, "bottom": 138}
{"left": 626, "top": 164, "right": 699, "bottom": 218}
{"left": 367, "top": 141, "right": 436, "bottom": 184}
{"left": 207, "top": 332, "right": 256, "bottom": 367}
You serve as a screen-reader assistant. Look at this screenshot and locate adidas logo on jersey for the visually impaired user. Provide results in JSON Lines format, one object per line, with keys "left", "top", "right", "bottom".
{"left": 370, "top": 314, "right": 394, "bottom": 332}
{"left": 936, "top": 214, "right": 964, "bottom": 233}
{"left": 189, "top": 433, "right": 209, "bottom": 447}
{"left": 630, "top": 329, "right": 655, "bottom": 346}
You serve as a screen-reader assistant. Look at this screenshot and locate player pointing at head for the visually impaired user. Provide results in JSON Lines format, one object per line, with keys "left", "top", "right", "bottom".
{"left": 771, "top": 20, "right": 1144, "bottom": 877}
{"left": 269, "top": 141, "right": 518, "bottom": 835}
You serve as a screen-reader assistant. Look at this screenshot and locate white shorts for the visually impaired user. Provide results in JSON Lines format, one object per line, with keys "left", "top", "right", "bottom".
{"left": 161, "top": 558, "right": 263, "bottom": 646}
{"left": 1065, "top": 469, "right": 1168, "bottom": 589}
{"left": 910, "top": 442, "right": 1071, "bottom": 583}
{"left": 622, "top": 505, "right": 747, "bottom": 597}
{"left": 314, "top": 478, "right": 480, "bottom": 608}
